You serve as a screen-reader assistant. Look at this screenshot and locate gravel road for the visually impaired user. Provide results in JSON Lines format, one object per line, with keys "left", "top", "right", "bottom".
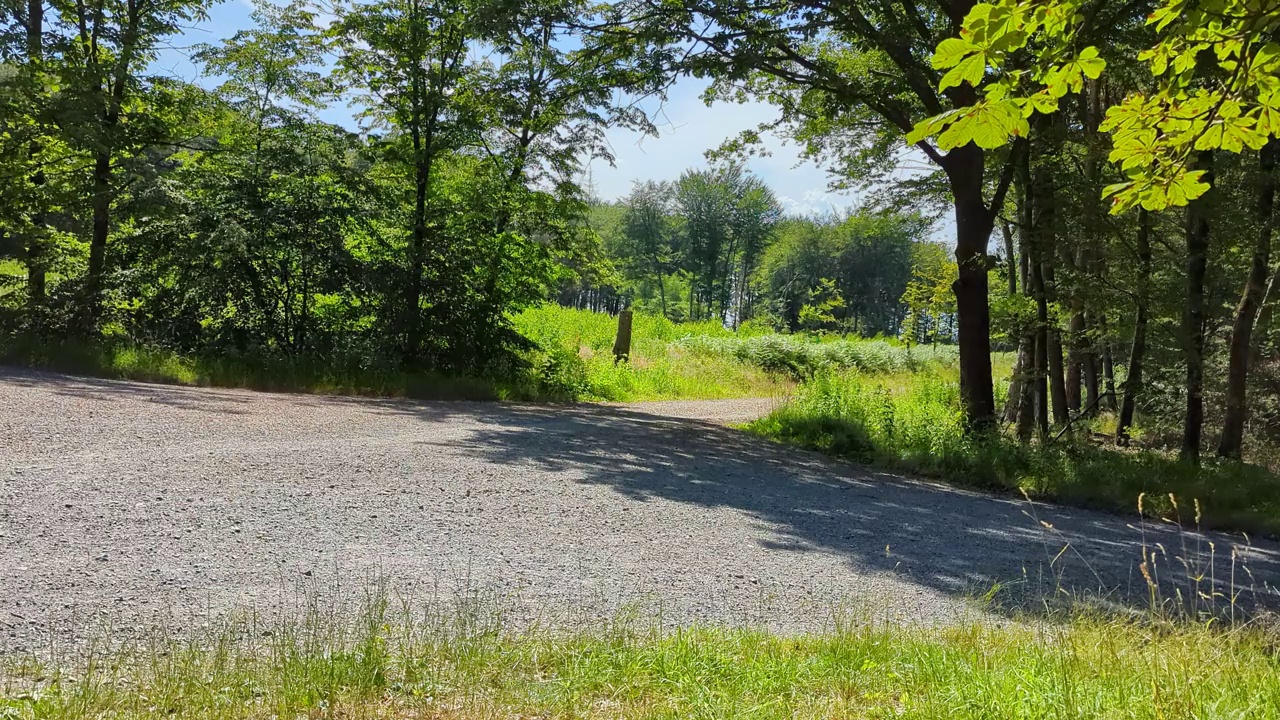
{"left": 3, "top": 369, "right": 1278, "bottom": 651}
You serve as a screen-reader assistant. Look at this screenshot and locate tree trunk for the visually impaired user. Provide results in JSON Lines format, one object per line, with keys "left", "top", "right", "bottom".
{"left": 1218, "top": 138, "right": 1277, "bottom": 459}
{"left": 1033, "top": 263, "right": 1050, "bottom": 439}
{"left": 946, "top": 144, "right": 996, "bottom": 430}
{"left": 404, "top": 162, "right": 430, "bottom": 359}
{"left": 1066, "top": 307, "right": 1085, "bottom": 413}
{"left": 1046, "top": 305, "right": 1068, "bottom": 425}
{"left": 1011, "top": 151, "right": 1037, "bottom": 440}
{"left": 1083, "top": 313, "right": 1100, "bottom": 414}
{"left": 25, "top": 0, "right": 46, "bottom": 305}
{"left": 1117, "top": 209, "right": 1152, "bottom": 445}
{"left": 1102, "top": 340, "right": 1118, "bottom": 410}
{"left": 1031, "top": 150, "right": 1068, "bottom": 427}
{"left": 1002, "top": 220, "right": 1017, "bottom": 296}
{"left": 84, "top": 149, "right": 112, "bottom": 327}
{"left": 1180, "top": 151, "right": 1214, "bottom": 464}
{"left": 657, "top": 266, "right": 667, "bottom": 318}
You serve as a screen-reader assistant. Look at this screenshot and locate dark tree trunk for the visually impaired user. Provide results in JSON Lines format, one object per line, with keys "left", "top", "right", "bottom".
{"left": 1102, "top": 336, "right": 1118, "bottom": 411}
{"left": 1066, "top": 308, "right": 1085, "bottom": 413}
{"left": 1117, "top": 209, "right": 1152, "bottom": 445}
{"left": 1083, "top": 313, "right": 1100, "bottom": 414}
{"left": 1002, "top": 220, "right": 1017, "bottom": 296}
{"left": 403, "top": 154, "right": 432, "bottom": 361}
{"left": 1046, "top": 304, "right": 1069, "bottom": 425}
{"left": 946, "top": 144, "right": 996, "bottom": 430}
{"left": 1099, "top": 313, "right": 1118, "bottom": 411}
{"left": 1218, "top": 138, "right": 1278, "bottom": 459}
{"left": 1181, "top": 151, "right": 1214, "bottom": 464}
{"left": 1011, "top": 151, "right": 1037, "bottom": 440}
{"left": 1031, "top": 152, "right": 1068, "bottom": 426}
{"left": 85, "top": 149, "right": 112, "bottom": 326}
{"left": 25, "top": 0, "right": 45, "bottom": 305}
{"left": 1033, "top": 263, "right": 1050, "bottom": 438}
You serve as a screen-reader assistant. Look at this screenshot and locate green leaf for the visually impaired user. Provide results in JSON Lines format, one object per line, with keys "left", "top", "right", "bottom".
{"left": 1076, "top": 46, "right": 1105, "bottom": 79}
{"left": 939, "top": 53, "right": 987, "bottom": 91}
{"left": 932, "top": 38, "right": 979, "bottom": 70}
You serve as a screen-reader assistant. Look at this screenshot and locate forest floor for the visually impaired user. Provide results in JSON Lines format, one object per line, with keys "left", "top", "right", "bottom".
{"left": 3, "top": 368, "right": 1279, "bottom": 654}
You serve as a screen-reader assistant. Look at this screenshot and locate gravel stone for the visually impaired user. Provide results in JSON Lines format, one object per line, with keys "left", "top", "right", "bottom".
{"left": 2, "top": 369, "right": 1278, "bottom": 652}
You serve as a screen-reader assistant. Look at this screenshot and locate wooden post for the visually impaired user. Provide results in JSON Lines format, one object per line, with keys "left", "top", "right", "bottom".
{"left": 612, "top": 310, "right": 633, "bottom": 364}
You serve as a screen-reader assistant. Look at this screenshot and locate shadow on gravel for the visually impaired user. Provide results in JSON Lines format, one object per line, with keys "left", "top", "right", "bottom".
{"left": 373, "top": 400, "right": 1280, "bottom": 622}
{"left": 0, "top": 368, "right": 256, "bottom": 414}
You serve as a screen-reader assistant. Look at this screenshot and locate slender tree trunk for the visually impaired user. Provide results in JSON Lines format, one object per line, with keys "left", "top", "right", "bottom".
{"left": 1218, "top": 139, "right": 1278, "bottom": 459}
{"left": 1012, "top": 152, "right": 1037, "bottom": 441}
{"left": 1030, "top": 150, "right": 1068, "bottom": 426}
{"left": 25, "top": 0, "right": 46, "bottom": 305}
{"left": 1045, "top": 285, "right": 1069, "bottom": 425}
{"left": 1181, "top": 151, "right": 1214, "bottom": 464}
{"left": 1099, "top": 313, "right": 1118, "bottom": 411}
{"left": 1102, "top": 340, "right": 1118, "bottom": 410}
{"left": 946, "top": 144, "right": 996, "bottom": 430}
{"left": 1002, "top": 220, "right": 1017, "bottom": 296}
{"left": 85, "top": 149, "right": 112, "bottom": 326}
{"left": 1117, "top": 209, "right": 1152, "bottom": 445}
{"left": 657, "top": 265, "right": 667, "bottom": 318}
{"left": 1066, "top": 307, "right": 1085, "bottom": 413}
{"left": 404, "top": 166, "right": 429, "bottom": 355}
{"left": 1083, "top": 312, "right": 1100, "bottom": 414}
{"left": 1033, "top": 261, "right": 1051, "bottom": 439}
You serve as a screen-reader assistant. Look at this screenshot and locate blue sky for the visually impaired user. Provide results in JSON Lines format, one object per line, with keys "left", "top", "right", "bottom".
{"left": 158, "top": 0, "right": 885, "bottom": 217}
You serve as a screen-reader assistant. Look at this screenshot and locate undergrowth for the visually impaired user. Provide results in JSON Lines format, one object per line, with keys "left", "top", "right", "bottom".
{"left": 748, "top": 370, "right": 1280, "bottom": 537}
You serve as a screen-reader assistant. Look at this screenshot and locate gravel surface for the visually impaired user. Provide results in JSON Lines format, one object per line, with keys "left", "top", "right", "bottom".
{"left": 3, "top": 369, "right": 1279, "bottom": 651}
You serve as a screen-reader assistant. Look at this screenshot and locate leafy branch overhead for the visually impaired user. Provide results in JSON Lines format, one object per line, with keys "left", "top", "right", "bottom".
{"left": 910, "top": 0, "right": 1280, "bottom": 212}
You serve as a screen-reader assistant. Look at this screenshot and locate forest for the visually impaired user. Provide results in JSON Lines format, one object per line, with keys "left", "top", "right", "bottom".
{"left": 3, "top": 0, "right": 1280, "bottom": 471}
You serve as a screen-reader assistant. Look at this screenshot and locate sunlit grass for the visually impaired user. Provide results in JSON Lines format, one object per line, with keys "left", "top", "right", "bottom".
{"left": 4, "top": 587, "right": 1278, "bottom": 720}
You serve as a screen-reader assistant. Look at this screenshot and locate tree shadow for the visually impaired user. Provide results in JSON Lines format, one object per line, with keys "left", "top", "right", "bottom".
{"left": 0, "top": 368, "right": 256, "bottom": 414}
{"left": 373, "top": 400, "right": 1280, "bottom": 621}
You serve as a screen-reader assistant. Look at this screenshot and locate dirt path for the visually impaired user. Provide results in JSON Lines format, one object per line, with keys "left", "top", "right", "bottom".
{"left": 2, "top": 370, "right": 1277, "bottom": 650}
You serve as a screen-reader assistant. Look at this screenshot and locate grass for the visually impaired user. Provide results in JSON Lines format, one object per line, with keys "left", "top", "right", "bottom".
{"left": 0, "top": 305, "right": 794, "bottom": 402}
{"left": 0, "top": 304, "right": 977, "bottom": 403}
{"left": 512, "top": 305, "right": 784, "bottom": 401}
{"left": 0, "top": 335, "right": 517, "bottom": 401}
{"left": 4, "top": 586, "right": 1279, "bottom": 719}
{"left": 748, "top": 369, "right": 1280, "bottom": 537}
{"left": 512, "top": 305, "right": 962, "bottom": 401}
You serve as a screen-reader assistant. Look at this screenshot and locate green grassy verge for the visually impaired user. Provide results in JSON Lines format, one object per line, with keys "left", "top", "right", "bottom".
{"left": 0, "top": 335, "right": 519, "bottom": 400}
{"left": 4, "top": 593, "right": 1278, "bottom": 719}
{"left": 748, "top": 370, "right": 1280, "bottom": 536}
{"left": 3, "top": 306, "right": 964, "bottom": 403}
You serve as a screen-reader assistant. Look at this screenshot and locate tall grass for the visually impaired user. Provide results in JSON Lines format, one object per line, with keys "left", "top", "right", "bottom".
{"left": 512, "top": 305, "right": 784, "bottom": 401}
{"left": 5, "top": 586, "right": 1279, "bottom": 719}
{"left": 749, "top": 369, "right": 1280, "bottom": 536}
{"left": 677, "top": 334, "right": 959, "bottom": 378}
{"left": 1, "top": 306, "right": 793, "bottom": 402}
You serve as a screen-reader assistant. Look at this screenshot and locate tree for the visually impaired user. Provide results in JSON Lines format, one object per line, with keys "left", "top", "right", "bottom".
{"left": 333, "top": 0, "right": 477, "bottom": 361}
{"left": 619, "top": 181, "right": 677, "bottom": 317}
{"left": 49, "top": 0, "right": 213, "bottom": 326}
{"left": 604, "top": 0, "right": 1022, "bottom": 428}
{"left": 902, "top": 241, "right": 959, "bottom": 345}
